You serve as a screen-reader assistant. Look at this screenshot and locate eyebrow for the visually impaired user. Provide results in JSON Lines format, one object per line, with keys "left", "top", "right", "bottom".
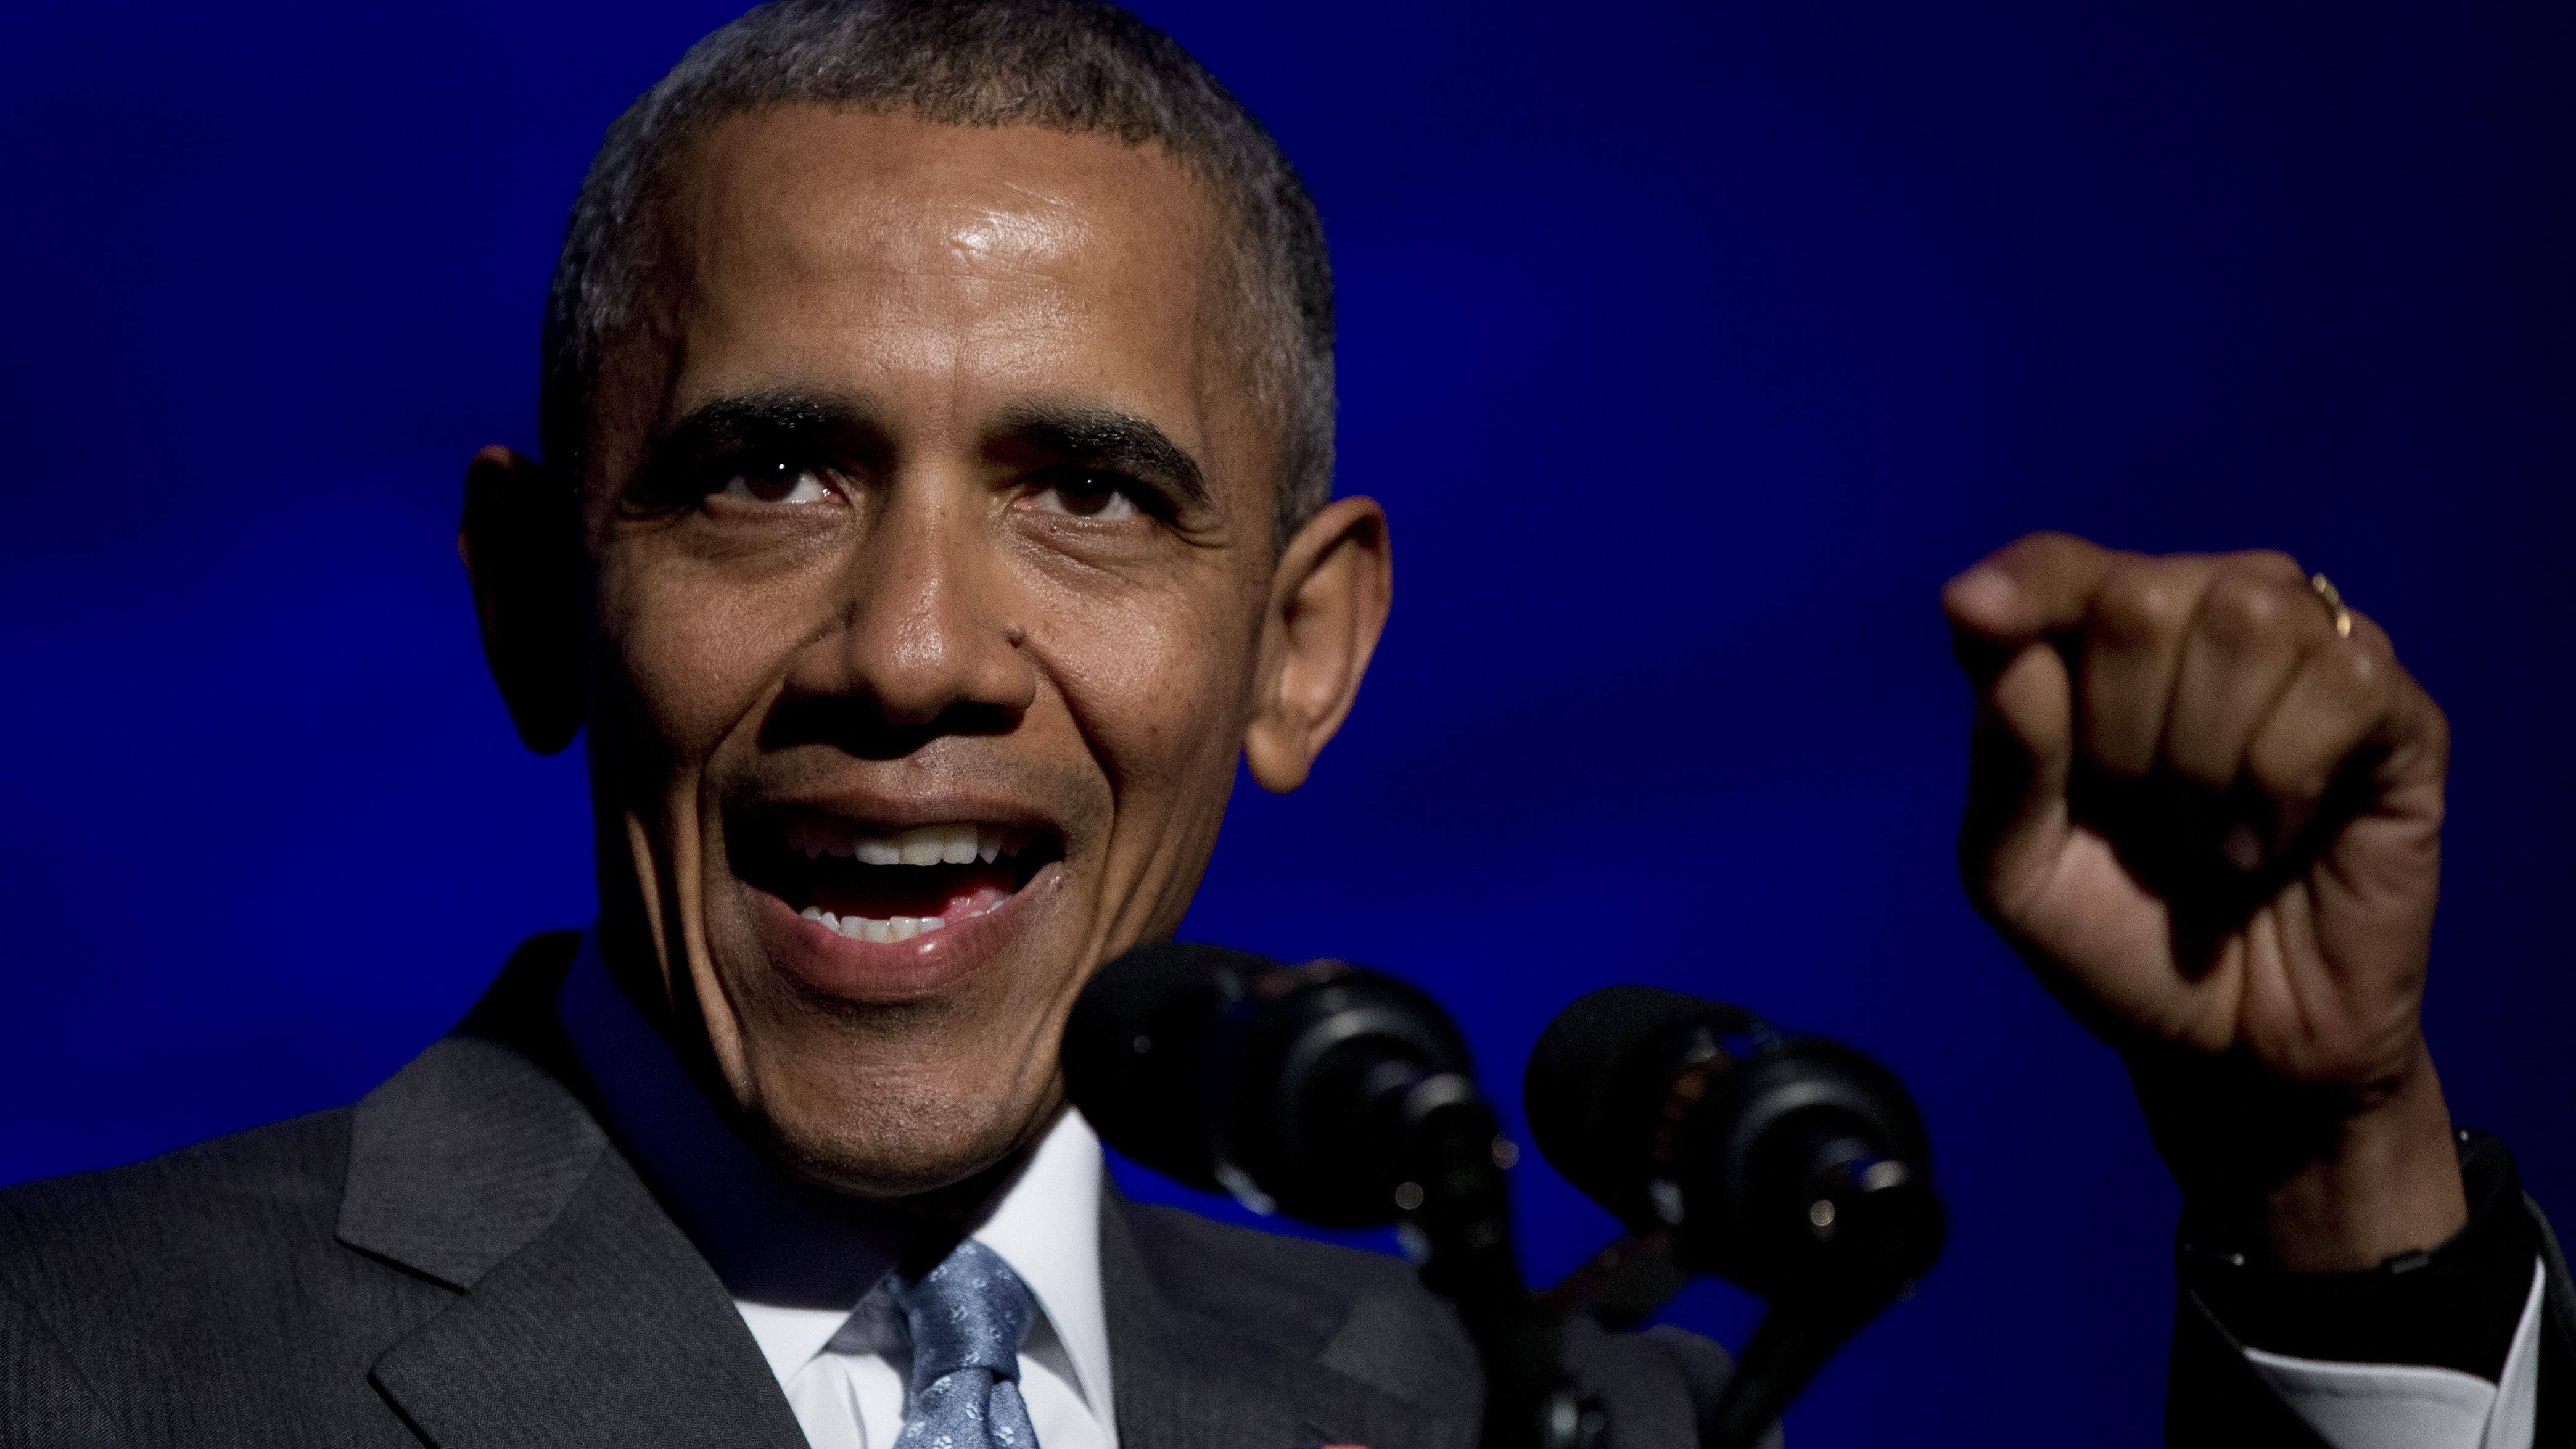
{"left": 632, "top": 389, "right": 881, "bottom": 489}
{"left": 628, "top": 389, "right": 1211, "bottom": 512}
{"left": 989, "top": 403, "right": 1211, "bottom": 512}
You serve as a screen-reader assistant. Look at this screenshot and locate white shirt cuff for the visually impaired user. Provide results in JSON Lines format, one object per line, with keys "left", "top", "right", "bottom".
{"left": 2239, "top": 1255, "right": 2545, "bottom": 1449}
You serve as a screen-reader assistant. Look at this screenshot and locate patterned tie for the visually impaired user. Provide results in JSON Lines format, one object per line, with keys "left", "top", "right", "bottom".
{"left": 887, "top": 1239, "right": 1042, "bottom": 1449}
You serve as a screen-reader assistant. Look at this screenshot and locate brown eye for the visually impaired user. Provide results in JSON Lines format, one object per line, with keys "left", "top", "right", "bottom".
{"left": 1030, "top": 471, "right": 1141, "bottom": 520}
{"left": 722, "top": 463, "right": 833, "bottom": 505}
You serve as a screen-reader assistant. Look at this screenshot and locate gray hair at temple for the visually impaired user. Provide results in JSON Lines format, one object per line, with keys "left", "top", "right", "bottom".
{"left": 539, "top": 0, "right": 1336, "bottom": 553}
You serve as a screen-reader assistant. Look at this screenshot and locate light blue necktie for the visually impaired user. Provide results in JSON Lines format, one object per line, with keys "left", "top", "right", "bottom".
{"left": 887, "top": 1239, "right": 1042, "bottom": 1449}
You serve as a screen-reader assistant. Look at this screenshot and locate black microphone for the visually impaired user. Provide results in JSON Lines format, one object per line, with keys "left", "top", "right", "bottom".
{"left": 1525, "top": 986, "right": 1943, "bottom": 1448}
{"left": 1066, "top": 941, "right": 1602, "bottom": 1449}
{"left": 1062, "top": 939, "right": 1482, "bottom": 1226}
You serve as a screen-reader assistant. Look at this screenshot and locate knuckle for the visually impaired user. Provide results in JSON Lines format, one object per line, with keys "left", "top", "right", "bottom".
{"left": 2228, "top": 548, "right": 2308, "bottom": 584}
{"left": 2356, "top": 615, "right": 2403, "bottom": 665}
{"left": 2326, "top": 642, "right": 2381, "bottom": 693}
{"left": 2095, "top": 568, "right": 2197, "bottom": 643}
{"left": 1992, "top": 530, "right": 2070, "bottom": 567}
{"left": 2200, "top": 573, "right": 2289, "bottom": 643}
{"left": 1997, "top": 529, "right": 2097, "bottom": 579}
{"left": 2421, "top": 698, "right": 2454, "bottom": 759}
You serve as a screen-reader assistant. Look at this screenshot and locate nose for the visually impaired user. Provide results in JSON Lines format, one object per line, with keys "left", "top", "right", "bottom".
{"left": 782, "top": 488, "right": 1034, "bottom": 742}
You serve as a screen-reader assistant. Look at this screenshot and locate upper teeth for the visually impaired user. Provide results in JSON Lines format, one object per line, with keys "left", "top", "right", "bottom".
{"left": 788, "top": 820, "right": 1026, "bottom": 865}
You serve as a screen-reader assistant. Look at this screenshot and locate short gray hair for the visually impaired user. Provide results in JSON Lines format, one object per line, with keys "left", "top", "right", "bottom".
{"left": 540, "top": 0, "right": 1335, "bottom": 551}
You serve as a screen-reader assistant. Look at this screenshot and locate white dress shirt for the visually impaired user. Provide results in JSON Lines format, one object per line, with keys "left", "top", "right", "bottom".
{"left": 556, "top": 928, "right": 2540, "bottom": 1449}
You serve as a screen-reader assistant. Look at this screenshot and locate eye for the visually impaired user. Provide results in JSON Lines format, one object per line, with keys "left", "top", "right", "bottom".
{"left": 1026, "top": 470, "right": 1145, "bottom": 521}
{"left": 720, "top": 461, "right": 836, "bottom": 505}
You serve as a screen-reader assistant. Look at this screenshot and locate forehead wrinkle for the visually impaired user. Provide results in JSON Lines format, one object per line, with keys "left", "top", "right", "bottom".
{"left": 681, "top": 156, "right": 1161, "bottom": 369}
{"left": 685, "top": 117, "right": 1161, "bottom": 294}
{"left": 932, "top": 186, "right": 1096, "bottom": 276}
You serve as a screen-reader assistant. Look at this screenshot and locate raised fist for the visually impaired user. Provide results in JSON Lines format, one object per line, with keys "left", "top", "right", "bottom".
{"left": 1944, "top": 532, "right": 2464, "bottom": 1269}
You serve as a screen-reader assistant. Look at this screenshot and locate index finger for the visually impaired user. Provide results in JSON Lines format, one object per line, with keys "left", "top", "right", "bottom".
{"left": 1942, "top": 532, "right": 2121, "bottom": 648}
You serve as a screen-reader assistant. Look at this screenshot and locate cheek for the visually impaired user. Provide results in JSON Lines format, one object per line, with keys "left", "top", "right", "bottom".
{"left": 597, "top": 555, "right": 813, "bottom": 766}
{"left": 1035, "top": 576, "right": 1249, "bottom": 795}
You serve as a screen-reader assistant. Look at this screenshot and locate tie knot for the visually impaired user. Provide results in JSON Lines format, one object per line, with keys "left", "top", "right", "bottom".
{"left": 888, "top": 1238, "right": 1034, "bottom": 1384}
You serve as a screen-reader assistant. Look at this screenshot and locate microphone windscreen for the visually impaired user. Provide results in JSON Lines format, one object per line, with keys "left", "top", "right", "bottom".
{"left": 1062, "top": 940, "right": 1268, "bottom": 1192}
{"left": 1524, "top": 985, "right": 1759, "bottom": 1223}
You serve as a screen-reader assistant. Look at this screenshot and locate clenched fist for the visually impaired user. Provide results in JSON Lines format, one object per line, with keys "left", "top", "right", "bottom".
{"left": 1944, "top": 533, "right": 2466, "bottom": 1270}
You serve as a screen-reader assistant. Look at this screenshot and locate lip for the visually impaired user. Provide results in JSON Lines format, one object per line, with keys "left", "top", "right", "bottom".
{"left": 749, "top": 857, "right": 1067, "bottom": 1002}
{"left": 760, "top": 785, "right": 1063, "bottom": 840}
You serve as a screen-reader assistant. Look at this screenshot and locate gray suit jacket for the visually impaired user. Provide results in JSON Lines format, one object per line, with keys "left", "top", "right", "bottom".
{"left": 0, "top": 935, "right": 1728, "bottom": 1449}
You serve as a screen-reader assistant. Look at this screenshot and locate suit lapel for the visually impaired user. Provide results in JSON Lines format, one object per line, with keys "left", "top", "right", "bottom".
{"left": 334, "top": 938, "right": 803, "bottom": 1449}
{"left": 1101, "top": 1193, "right": 1475, "bottom": 1449}
{"left": 367, "top": 1140, "right": 805, "bottom": 1449}
{"left": 335, "top": 1034, "right": 606, "bottom": 1292}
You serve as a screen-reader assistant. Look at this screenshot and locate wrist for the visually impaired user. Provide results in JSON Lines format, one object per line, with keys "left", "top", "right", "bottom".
{"left": 2133, "top": 1040, "right": 2469, "bottom": 1271}
{"left": 2185, "top": 1131, "right": 2533, "bottom": 1376}
{"left": 2249, "top": 1049, "right": 2467, "bottom": 1271}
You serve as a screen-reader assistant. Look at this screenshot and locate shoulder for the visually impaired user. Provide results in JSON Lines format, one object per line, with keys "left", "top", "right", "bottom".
{"left": 1114, "top": 1197, "right": 1494, "bottom": 1370}
{"left": 0, "top": 930, "right": 586, "bottom": 1298}
{"left": 1116, "top": 1197, "right": 1481, "bottom": 1377}
{"left": 0, "top": 1107, "right": 453, "bottom": 1439}
{"left": 0, "top": 1018, "right": 585, "bottom": 1439}
{"left": 1109, "top": 1199, "right": 1731, "bottom": 1447}
{"left": 0, "top": 1106, "right": 353, "bottom": 1302}
{"left": 1115, "top": 1197, "right": 1428, "bottom": 1313}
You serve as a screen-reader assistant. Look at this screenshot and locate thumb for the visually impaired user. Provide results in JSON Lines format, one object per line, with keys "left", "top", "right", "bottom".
{"left": 1941, "top": 531, "right": 2117, "bottom": 653}
{"left": 1945, "top": 534, "right": 2111, "bottom": 919}
{"left": 1957, "top": 632, "right": 2078, "bottom": 923}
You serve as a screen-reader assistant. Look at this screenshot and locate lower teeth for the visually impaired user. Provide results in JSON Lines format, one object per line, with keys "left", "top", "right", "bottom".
{"left": 799, "top": 905, "right": 988, "bottom": 943}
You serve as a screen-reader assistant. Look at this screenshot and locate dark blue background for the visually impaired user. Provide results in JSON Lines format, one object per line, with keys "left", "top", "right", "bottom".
{"left": 5, "top": 2, "right": 2570, "bottom": 1441}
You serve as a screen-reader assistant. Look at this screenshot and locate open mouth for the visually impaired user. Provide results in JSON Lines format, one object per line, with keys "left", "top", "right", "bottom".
{"left": 737, "top": 816, "right": 1064, "bottom": 945}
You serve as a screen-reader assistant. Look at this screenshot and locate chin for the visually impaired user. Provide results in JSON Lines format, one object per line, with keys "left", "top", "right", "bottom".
{"left": 700, "top": 914, "right": 1083, "bottom": 1203}
{"left": 752, "top": 1077, "right": 1055, "bottom": 1201}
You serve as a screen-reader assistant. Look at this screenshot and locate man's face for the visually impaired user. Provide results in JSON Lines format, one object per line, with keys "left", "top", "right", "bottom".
{"left": 562, "top": 109, "right": 1308, "bottom": 1197}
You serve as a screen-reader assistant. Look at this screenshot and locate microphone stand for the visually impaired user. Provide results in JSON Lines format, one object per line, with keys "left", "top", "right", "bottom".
{"left": 1392, "top": 1075, "right": 1605, "bottom": 1449}
{"left": 1545, "top": 1228, "right": 1879, "bottom": 1449}
{"left": 1696, "top": 1281, "right": 1891, "bottom": 1449}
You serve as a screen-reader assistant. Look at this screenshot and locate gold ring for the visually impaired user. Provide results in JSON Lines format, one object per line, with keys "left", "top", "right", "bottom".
{"left": 2308, "top": 573, "right": 2352, "bottom": 640}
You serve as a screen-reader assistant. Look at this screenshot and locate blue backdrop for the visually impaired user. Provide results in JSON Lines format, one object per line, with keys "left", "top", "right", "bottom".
{"left": 5, "top": 2, "right": 2570, "bottom": 1442}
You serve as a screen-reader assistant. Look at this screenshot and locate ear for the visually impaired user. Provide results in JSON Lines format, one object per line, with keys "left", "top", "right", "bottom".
{"left": 1243, "top": 496, "right": 1394, "bottom": 793}
{"left": 459, "top": 444, "right": 586, "bottom": 754}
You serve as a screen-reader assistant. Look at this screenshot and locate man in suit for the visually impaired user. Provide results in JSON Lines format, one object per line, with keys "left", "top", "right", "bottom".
{"left": 1, "top": 1, "right": 2562, "bottom": 1445}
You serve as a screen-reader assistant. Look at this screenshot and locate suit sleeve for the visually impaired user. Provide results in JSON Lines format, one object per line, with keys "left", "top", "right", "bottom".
{"left": 2165, "top": 1133, "right": 2576, "bottom": 1448}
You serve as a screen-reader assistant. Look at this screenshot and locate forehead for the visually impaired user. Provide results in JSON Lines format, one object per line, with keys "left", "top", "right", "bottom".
{"left": 627, "top": 106, "right": 1250, "bottom": 471}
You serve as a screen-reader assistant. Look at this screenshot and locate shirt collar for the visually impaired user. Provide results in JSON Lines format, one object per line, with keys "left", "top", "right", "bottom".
{"left": 555, "top": 930, "right": 1114, "bottom": 1419}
